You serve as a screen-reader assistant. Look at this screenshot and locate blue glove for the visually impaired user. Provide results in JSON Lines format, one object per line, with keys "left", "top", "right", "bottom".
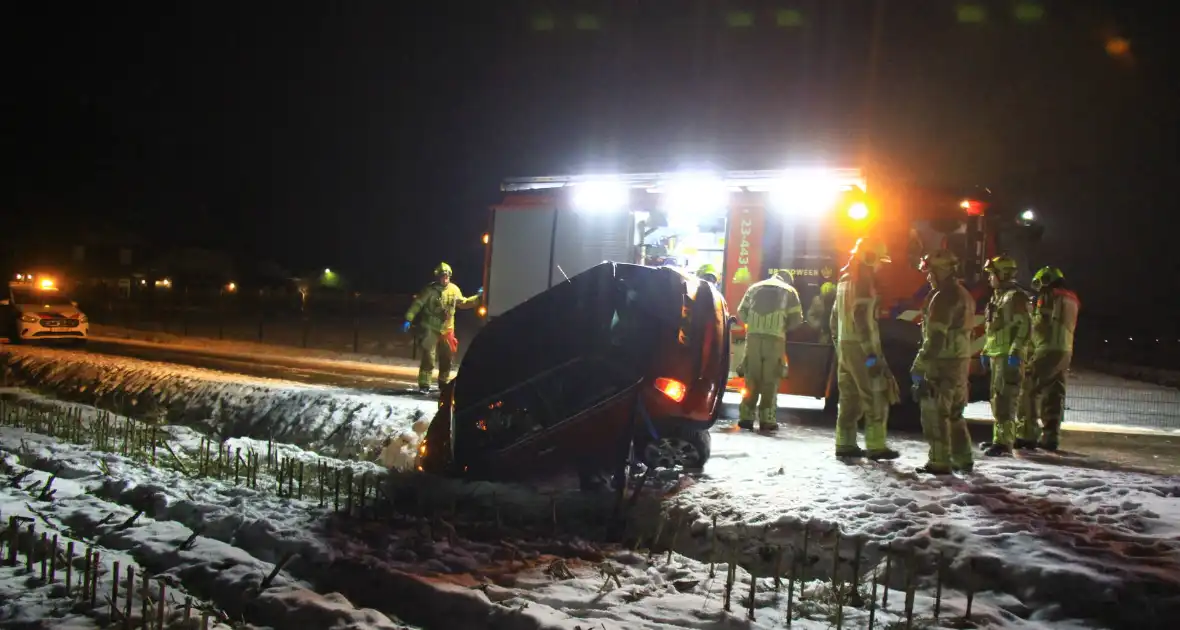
{"left": 476, "top": 287, "right": 484, "bottom": 296}
{"left": 980, "top": 355, "right": 991, "bottom": 370}
{"left": 865, "top": 354, "right": 878, "bottom": 369}
{"left": 1007, "top": 355, "right": 1021, "bottom": 367}
{"left": 911, "top": 374, "right": 924, "bottom": 385}
{"left": 401, "top": 321, "right": 412, "bottom": 333}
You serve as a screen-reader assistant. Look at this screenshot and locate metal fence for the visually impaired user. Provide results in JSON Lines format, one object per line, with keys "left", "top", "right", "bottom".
{"left": 75, "top": 288, "right": 481, "bottom": 360}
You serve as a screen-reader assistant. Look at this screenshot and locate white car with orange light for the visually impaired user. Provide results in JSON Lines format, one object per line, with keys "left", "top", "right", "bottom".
{"left": 2, "top": 276, "right": 89, "bottom": 345}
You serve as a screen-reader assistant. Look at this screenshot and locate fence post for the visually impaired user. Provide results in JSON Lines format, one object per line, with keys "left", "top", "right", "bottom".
{"left": 352, "top": 292, "right": 360, "bottom": 354}
{"left": 257, "top": 289, "right": 265, "bottom": 342}
{"left": 182, "top": 286, "right": 190, "bottom": 336}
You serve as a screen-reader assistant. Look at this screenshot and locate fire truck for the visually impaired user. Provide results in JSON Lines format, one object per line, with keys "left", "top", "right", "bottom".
{"left": 479, "top": 168, "right": 1041, "bottom": 412}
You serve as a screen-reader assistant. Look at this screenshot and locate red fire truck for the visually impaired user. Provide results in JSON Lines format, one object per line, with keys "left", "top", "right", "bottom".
{"left": 479, "top": 168, "right": 1041, "bottom": 411}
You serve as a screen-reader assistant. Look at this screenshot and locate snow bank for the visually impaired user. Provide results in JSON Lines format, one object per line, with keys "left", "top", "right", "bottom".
{"left": 641, "top": 425, "right": 1180, "bottom": 628}
{"left": 1, "top": 417, "right": 1044, "bottom": 630}
{"left": 0, "top": 346, "right": 436, "bottom": 459}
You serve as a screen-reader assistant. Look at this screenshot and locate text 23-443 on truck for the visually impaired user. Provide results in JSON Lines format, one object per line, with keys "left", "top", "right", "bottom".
{"left": 476, "top": 168, "right": 1042, "bottom": 416}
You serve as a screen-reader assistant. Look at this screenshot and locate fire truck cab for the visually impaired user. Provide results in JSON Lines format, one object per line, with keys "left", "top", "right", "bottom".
{"left": 481, "top": 168, "right": 1041, "bottom": 413}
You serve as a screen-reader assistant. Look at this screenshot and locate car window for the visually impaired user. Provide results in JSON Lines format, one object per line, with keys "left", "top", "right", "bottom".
{"left": 11, "top": 289, "right": 74, "bottom": 306}
{"left": 453, "top": 356, "right": 640, "bottom": 459}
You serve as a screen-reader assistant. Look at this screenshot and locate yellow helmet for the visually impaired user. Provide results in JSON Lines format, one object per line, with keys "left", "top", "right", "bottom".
{"left": 1032, "top": 266, "right": 1064, "bottom": 291}
{"left": 433, "top": 262, "right": 453, "bottom": 277}
{"left": 850, "top": 238, "right": 891, "bottom": 267}
{"left": 983, "top": 255, "right": 1019, "bottom": 281}
{"left": 918, "top": 249, "right": 959, "bottom": 274}
{"left": 696, "top": 263, "right": 719, "bottom": 283}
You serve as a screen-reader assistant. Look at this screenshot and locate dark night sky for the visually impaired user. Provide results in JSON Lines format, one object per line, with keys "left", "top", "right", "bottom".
{"left": 3, "top": 1, "right": 1176, "bottom": 323}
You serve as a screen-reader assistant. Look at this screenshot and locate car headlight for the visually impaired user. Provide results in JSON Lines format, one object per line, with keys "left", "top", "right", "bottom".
{"left": 20, "top": 314, "right": 38, "bottom": 323}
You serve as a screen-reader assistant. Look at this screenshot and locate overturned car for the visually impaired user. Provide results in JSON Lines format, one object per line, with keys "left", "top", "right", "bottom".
{"left": 416, "top": 262, "right": 730, "bottom": 483}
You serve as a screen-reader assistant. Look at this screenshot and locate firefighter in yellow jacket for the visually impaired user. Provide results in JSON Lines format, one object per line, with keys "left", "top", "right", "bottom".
{"left": 736, "top": 269, "right": 804, "bottom": 431}
{"left": 910, "top": 249, "right": 975, "bottom": 474}
{"left": 402, "top": 262, "right": 482, "bottom": 392}
{"left": 830, "top": 239, "right": 900, "bottom": 459}
{"left": 808, "top": 282, "right": 837, "bottom": 344}
{"left": 1015, "top": 266, "right": 1079, "bottom": 451}
{"left": 980, "top": 256, "right": 1031, "bottom": 456}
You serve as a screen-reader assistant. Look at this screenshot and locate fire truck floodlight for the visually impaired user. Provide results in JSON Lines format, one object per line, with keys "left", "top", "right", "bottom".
{"left": 768, "top": 173, "right": 842, "bottom": 216}
{"left": 571, "top": 180, "right": 630, "bottom": 212}
{"left": 661, "top": 175, "right": 729, "bottom": 217}
{"left": 847, "top": 202, "right": 869, "bottom": 221}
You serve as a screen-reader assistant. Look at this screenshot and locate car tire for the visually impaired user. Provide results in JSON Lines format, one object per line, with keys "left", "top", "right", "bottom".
{"left": 636, "top": 428, "right": 711, "bottom": 470}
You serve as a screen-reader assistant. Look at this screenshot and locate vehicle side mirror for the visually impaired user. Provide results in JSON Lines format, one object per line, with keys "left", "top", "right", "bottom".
{"left": 71, "top": 301, "right": 78, "bottom": 307}
{"left": 0, "top": 299, "right": 8, "bottom": 306}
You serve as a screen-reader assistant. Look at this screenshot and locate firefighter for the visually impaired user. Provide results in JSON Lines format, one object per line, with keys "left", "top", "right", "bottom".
{"left": 402, "top": 262, "right": 482, "bottom": 392}
{"left": 910, "top": 249, "right": 975, "bottom": 474}
{"left": 1014, "top": 266, "right": 1079, "bottom": 451}
{"left": 979, "top": 256, "right": 1031, "bottom": 456}
{"left": 736, "top": 269, "right": 804, "bottom": 431}
{"left": 830, "top": 239, "right": 900, "bottom": 459}
{"left": 808, "top": 281, "right": 837, "bottom": 344}
{"left": 696, "top": 263, "right": 720, "bottom": 288}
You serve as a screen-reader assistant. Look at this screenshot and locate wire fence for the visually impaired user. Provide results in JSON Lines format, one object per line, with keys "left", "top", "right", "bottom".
{"left": 75, "top": 288, "right": 483, "bottom": 360}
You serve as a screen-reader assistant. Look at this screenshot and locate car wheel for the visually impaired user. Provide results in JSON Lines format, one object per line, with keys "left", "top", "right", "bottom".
{"left": 638, "top": 429, "right": 711, "bottom": 470}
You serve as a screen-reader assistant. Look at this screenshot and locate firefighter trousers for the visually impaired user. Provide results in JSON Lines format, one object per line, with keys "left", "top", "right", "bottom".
{"left": 740, "top": 334, "right": 785, "bottom": 427}
{"left": 834, "top": 342, "right": 890, "bottom": 450}
{"left": 1016, "top": 351, "right": 1072, "bottom": 447}
{"left": 989, "top": 357, "right": 1023, "bottom": 447}
{"left": 917, "top": 358, "right": 974, "bottom": 472}
{"left": 417, "top": 330, "right": 455, "bottom": 389}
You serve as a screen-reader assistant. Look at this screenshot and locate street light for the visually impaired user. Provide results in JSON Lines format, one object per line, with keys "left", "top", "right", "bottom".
{"left": 1020, "top": 209, "right": 1036, "bottom": 222}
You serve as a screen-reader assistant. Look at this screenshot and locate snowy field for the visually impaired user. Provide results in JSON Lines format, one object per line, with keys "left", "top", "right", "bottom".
{"left": 1, "top": 344, "right": 1179, "bottom": 628}
{"left": 0, "top": 392, "right": 1042, "bottom": 630}
{"left": 0, "top": 345, "right": 433, "bottom": 459}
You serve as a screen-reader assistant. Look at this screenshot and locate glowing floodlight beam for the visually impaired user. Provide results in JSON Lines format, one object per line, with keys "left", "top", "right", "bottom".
{"left": 1020, "top": 209, "right": 1036, "bottom": 222}
{"left": 571, "top": 180, "right": 630, "bottom": 212}
{"left": 768, "top": 173, "right": 843, "bottom": 215}
{"left": 847, "top": 202, "right": 869, "bottom": 220}
{"left": 661, "top": 175, "right": 730, "bottom": 217}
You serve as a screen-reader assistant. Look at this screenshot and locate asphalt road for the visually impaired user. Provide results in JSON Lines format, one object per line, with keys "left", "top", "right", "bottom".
{"left": 81, "top": 339, "right": 420, "bottom": 392}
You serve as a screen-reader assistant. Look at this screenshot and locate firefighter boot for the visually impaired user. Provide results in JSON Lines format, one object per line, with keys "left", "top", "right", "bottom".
{"left": 983, "top": 443, "right": 1013, "bottom": 457}
{"left": 836, "top": 445, "right": 865, "bottom": 458}
{"left": 867, "top": 448, "right": 900, "bottom": 461}
{"left": 757, "top": 408, "right": 778, "bottom": 433}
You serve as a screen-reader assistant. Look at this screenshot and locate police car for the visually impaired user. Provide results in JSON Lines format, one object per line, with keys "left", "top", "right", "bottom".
{"left": 1, "top": 275, "right": 89, "bottom": 345}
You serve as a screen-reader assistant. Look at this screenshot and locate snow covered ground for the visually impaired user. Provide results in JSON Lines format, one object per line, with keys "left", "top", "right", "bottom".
{"left": 648, "top": 421, "right": 1180, "bottom": 628}
{"left": 0, "top": 392, "right": 1045, "bottom": 630}
{"left": 2, "top": 344, "right": 1179, "bottom": 628}
{"left": 1, "top": 345, "right": 436, "bottom": 460}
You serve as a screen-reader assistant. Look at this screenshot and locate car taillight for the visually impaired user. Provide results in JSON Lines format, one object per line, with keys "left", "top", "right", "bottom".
{"left": 654, "top": 377, "right": 686, "bottom": 403}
